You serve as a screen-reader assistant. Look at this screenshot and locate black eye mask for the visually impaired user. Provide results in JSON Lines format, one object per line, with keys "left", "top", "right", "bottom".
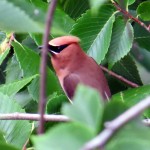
{"left": 48, "top": 44, "right": 69, "bottom": 53}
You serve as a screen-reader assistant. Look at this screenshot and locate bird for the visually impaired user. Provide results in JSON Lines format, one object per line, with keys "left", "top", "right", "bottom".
{"left": 46, "top": 36, "right": 111, "bottom": 102}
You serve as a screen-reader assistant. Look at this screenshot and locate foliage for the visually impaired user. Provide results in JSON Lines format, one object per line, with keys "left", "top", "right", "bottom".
{"left": 0, "top": 0, "right": 150, "bottom": 149}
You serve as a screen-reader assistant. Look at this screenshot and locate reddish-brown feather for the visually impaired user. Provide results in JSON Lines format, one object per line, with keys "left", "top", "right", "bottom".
{"left": 49, "top": 36, "right": 111, "bottom": 101}
{"left": 49, "top": 36, "right": 80, "bottom": 46}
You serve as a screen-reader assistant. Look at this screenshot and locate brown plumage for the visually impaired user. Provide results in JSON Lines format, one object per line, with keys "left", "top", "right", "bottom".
{"left": 48, "top": 36, "right": 111, "bottom": 101}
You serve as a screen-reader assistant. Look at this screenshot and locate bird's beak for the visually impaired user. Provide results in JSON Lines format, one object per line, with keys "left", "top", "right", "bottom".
{"left": 38, "top": 45, "right": 56, "bottom": 56}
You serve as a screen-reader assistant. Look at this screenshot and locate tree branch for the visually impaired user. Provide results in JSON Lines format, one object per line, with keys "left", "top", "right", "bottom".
{"left": 0, "top": 113, "right": 70, "bottom": 122}
{"left": 38, "top": 0, "right": 57, "bottom": 134}
{"left": 0, "top": 113, "right": 150, "bottom": 126}
{"left": 112, "top": 0, "right": 150, "bottom": 32}
{"left": 82, "top": 96, "right": 150, "bottom": 150}
{"left": 100, "top": 65, "right": 139, "bottom": 88}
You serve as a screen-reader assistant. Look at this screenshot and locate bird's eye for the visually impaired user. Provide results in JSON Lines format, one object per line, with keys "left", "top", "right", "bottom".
{"left": 48, "top": 44, "right": 69, "bottom": 53}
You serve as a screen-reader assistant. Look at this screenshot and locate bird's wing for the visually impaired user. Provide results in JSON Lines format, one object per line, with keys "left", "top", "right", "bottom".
{"left": 63, "top": 73, "right": 81, "bottom": 99}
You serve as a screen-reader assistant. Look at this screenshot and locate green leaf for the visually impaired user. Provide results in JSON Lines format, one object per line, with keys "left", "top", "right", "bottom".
{"left": 71, "top": 4, "right": 116, "bottom": 64}
{"left": 112, "top": 84, "right": 150, "bottom": 117}
{"left": 14, "top": 34, "right": 28, "bottom": 43}
{"left": 5, "top": 55, "right": 22, "bottom": 83}
{"left": 134, "top": 23, "right": 150, "bottom": 51}
{"left": 0, "top": 74, "right": 38, "bottom": 96}
{"left": 11, "top": 0, "right": 45, "bottom": 23}
{"left": 102, "top": 100, "right": 128, "bottom": 125}
{"left": 135, "top": 37, "right": 150, "bottom": 52}
{"left": 115, "top": 0, "right": 127, "bottom": 9}
{"left": 0, "top": 131, "right": 6, "bottom": 143}
{"left": 0, "top": 143, "right": 19, "bottom": 150}
{"left": 0, "top": 0, "right": 74, "bottom": 35}
{"left": 0, "top": 32, "right": 10, "bottom": 65}
{"left": 89, "top": 0, "right": 107, "bottom": 8}
{"left": 115, "top": 0, "right": 135, "bottom": 9}
{"left": 30, "top": 33, "right": 43, "bottom": 46}
{"left": 22, "top": 35, "right": 38, "bottom": 51}
{"left": 0, "top": 31, "right": 6, "bottom": 44}
{"left": 46, "top": 94, "right": 68, "bottom": 114}
{"left": 24, "top": 99, "right": 38, "bottom": 113}
{"left": 14, "top": 90, "right": 33, "bottom": 108}
{"left": 30, "top": 0, "right": 48, "bottom": 12}
{"left": 107, "top": 17, "right": 134, "bottom": 68}
{"left": 107, "top": 75, "right": 128, "bottom": 95}
{"left": 12, "top": 41, "right": 61, "bottom": 101}
{"left": 0, "top": 48, "right": 10, "bottom": 65}
{"left": 0, "top": 92, "right": 32, "bottom": 149}
{"left": 32, "top": 123, "right": 94, "bottom": 150}
{"left": 31, "top": 0, "right": 75, "bottom": 36}
{"left": 132, "top": 47, "right": 150, "bottom": 71}
{"left": 62, "top": 85, "right": 104, "bottom": 133}
{"left": 106, "top": 121, "right": 150, "bottom": 150}
{"left": 112, "top": 55, "right": 142, "bottom": 85}
{"left": 137, "top": 1, "right": 150, "bottom": 21}
{"left": 128, "top": 0, "right": 135, "bottom": 5}
{"left": 0, "top": 0, "right": 44, "bottom": 33}
{"left": 59, "top": 0, "right": 89, "bottom": 19}
{"left": 51, "top": 9, "right": 75, "bottom": 36}
{"left": 112, "top": 85, "right": 150, "bottom": 105}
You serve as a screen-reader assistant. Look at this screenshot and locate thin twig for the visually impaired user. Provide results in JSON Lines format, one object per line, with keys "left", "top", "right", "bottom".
{"left": 38, "top": 0, "right": 57, "bottom": 134}
{"left": 0, "top": 113, "right": 150, "bottom": 126}
{"left": 82, "top": 96, "right": 150, "bottom": 150}
{"left": 112, "top": 0, "right": 150, "bottom": 32}
{"left": 100, "top": 65, "right": 139, "bottom": 88}
{"left": 0, "top": 113, "right": 70, "bottom": 122}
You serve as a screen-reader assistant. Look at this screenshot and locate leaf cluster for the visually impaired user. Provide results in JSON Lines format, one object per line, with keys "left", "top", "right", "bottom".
{"left": 0, "top": 0, "right": 150, "bottom": 149}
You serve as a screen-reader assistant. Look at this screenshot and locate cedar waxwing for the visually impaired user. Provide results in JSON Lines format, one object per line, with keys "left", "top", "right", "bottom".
{"left": 46, "top": 36, "right": 111, "bottom": 101}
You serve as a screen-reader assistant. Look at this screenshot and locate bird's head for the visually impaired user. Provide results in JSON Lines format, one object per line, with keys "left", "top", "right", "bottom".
{"left": 46, "top": 36, "right": 83, "bottom": 72}
{"left": 48, "top": 36, "right": 80, "bottom": 56}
